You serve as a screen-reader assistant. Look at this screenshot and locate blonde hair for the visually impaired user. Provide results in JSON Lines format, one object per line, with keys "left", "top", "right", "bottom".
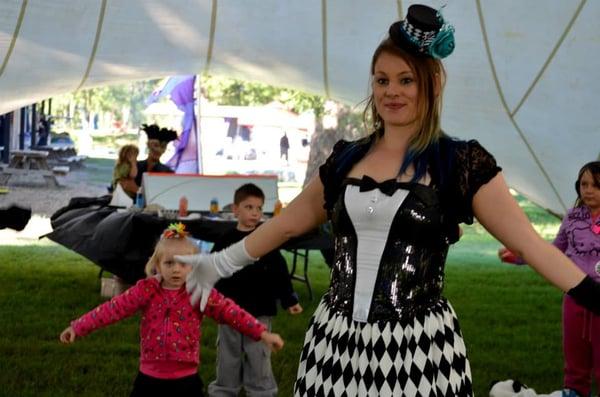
{"left": 117, "top": 144, "right": 139, "bottom": 166}
{"left": 363, "top": 38, "right": 446, "bottom": 153}
{"left": 144, "top": 236, "right": 199, "bottom": 276}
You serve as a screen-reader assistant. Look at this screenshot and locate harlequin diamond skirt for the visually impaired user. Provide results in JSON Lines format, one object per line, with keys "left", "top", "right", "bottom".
{"left": 294, "top": 298, "right": 472, "bottom": 396}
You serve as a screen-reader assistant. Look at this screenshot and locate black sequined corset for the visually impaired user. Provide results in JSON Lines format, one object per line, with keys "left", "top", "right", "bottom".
{"left": 325, "top": 180, "right": 451, "bottom": 322}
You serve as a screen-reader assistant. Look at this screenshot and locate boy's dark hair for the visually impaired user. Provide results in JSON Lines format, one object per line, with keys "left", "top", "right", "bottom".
{"left": 234, "top": 183, "right": 265, "bottom": 205}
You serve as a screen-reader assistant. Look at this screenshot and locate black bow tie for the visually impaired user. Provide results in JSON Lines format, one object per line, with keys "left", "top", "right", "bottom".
{"left": 358, "top": 175, "right": 411, "bottom": 196}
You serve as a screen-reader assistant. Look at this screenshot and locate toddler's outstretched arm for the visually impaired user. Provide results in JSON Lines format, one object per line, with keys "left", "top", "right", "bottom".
{"left": 59, "top": 279, "right": 155, "bottom": 344}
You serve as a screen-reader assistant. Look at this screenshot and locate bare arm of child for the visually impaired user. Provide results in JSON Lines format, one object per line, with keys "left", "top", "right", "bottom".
{"left": 129, "top": 159, "right": 138, "bottom": 179}
{"left": 119, "top": 178, "right": 139, "bottom": 197}
{"left": 287, "top": 303, "right": 303, "bottom": 315}
{"left": 260, "top": 330, "right": 284, "bottom": 352}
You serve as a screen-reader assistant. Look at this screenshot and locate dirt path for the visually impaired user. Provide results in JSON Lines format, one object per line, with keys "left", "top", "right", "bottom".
{"left": 0, "top": 169, "right": 107, "bottom": 217}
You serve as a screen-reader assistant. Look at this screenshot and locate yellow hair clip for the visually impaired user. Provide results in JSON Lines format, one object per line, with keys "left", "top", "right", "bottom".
{"left": 162, "top": 222, "right": 189, "bottom": 239}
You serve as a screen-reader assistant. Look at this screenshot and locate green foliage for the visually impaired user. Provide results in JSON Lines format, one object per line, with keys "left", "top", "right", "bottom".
{"left": 202, "top": 75, "right": 326, "bottom": 116}
{"left": 514, "top": 193, "right": 562, "bottom": 237}
{"left": 52, "top": 80, "right": 160, "bottom": 129}
{"left": 48, "top": 75, "right": 325, "bottom": 134}
{"left": 91, "top": 133, "right": 139, "bottom": 147}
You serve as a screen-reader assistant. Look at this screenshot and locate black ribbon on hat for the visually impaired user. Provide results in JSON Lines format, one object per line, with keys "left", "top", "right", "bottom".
{"left": 359, "top": 175, "right": 412, "bottom": 196}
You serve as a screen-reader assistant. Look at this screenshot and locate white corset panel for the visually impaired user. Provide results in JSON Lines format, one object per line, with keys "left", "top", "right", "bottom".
{"left": 344, "top": 185, "right": 409, "bottom": 322}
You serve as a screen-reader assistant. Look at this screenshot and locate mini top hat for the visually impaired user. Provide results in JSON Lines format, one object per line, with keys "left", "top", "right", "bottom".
{"left": 141, "top": 123, "right": 178, "bottom": 143}
{"left": 389, "top": 4, "right": 455, "bottom": 59}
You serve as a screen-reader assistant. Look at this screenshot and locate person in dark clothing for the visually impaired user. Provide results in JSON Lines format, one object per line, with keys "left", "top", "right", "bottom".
{"left": 208, "top": 183, "right": 302, "bottom": 397}
{"left": 135, "top": 124, "right": 178, "bottom": 187}
{"left": 279, "top": 132, "right": 289, "bottom": 161}
{"left": 36, "top": 115, "right": 51, "bottom": 146}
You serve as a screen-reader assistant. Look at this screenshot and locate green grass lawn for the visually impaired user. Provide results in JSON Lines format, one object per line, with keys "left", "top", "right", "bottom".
{"left": 90, "top": 133, "right": 139, "bottom": 148}
{"left": 0, "top": 200, "right": 566, "bottom": 396}
{"left": 78, "top": 157, "right": 116, "bottom": 187}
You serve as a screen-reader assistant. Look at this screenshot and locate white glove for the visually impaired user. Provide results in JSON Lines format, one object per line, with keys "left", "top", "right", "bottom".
{"left": 179, "top": 253, "right": 220, "bottom": 310}
{"left": 176, "top": 238, "right": 258, "bottom": 310}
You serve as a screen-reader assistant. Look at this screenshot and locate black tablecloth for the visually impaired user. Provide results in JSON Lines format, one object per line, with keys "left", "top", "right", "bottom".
{"left": 45, "top": 196, "right": 331, "bottom": 283}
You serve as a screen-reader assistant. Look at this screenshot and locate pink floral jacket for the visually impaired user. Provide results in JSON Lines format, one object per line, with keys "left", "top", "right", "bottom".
{"left": 71, "top": 277, "right": 266, "bottom": 379}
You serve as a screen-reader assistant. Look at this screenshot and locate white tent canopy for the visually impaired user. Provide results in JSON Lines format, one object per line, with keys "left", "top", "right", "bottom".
{"left": 1, "top": 0, "right": 598, "bottom": 215}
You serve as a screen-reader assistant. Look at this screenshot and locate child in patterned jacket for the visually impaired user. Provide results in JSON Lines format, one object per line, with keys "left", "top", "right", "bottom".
{"left": 60, "top": 223, "right": 284, "bottom": 397}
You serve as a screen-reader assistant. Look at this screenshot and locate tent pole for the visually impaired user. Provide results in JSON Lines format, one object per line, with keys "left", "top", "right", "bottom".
{"left": 195, "top": 75, "right": 203, "bottom": 174}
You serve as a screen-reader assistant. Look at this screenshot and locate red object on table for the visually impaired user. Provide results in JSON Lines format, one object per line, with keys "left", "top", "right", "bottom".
{"left": 178, "top": 196, "right": 188, "bottom": 217}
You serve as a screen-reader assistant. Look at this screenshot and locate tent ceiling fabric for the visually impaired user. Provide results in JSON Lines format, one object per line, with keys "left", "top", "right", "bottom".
{"left": 0, "top": 0, "right": 598, "bottom": 215}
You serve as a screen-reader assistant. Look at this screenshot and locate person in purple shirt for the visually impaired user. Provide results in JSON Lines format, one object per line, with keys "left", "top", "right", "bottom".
{"left": 500, "top": 161, "right": 600, "bottom": 397}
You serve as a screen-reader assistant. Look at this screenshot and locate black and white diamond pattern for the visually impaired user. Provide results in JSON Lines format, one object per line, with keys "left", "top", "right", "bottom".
{"left": 294, "top": 299, "right": 472, "bottom": 396}
{"left": 401, "top": 19, "right": 436, "bottom": 52}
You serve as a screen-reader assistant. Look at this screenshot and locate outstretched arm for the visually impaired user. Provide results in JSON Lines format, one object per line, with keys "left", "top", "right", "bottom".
{"left": 179, "top": 176, "right": 328, "bottom": 309}
{"left": 472, "top": 173, "right": 584, "bottom": 291}
{"left": 59, "top": 279, "right": 154, "bottom": 343}
{"left": 245, "top": 175, "right": 328, "bottom": 257}
{"left": 498, "top": 211, "right": 568, "bottom": 265}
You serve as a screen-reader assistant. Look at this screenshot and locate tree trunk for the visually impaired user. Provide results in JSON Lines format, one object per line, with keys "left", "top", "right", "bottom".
{"left": 303, "top": 102, "right": 363, "bottom": 187}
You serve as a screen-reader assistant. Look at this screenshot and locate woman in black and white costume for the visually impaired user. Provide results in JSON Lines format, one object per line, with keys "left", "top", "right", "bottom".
{"left": 178, "top": 5, "right": 600, "bottom": 396}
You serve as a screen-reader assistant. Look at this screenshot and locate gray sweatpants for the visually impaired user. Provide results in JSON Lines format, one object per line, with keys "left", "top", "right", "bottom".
{"left": 208, "top": 316, "right": 277, "bottom": 397}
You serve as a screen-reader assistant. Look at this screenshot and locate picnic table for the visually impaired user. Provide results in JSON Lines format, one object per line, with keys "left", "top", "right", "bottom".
{"left": 32, "top": 145, "right": 86, "bottom": 169}
{"left": 0, "top": 150, "right": 61, "bottom": 188}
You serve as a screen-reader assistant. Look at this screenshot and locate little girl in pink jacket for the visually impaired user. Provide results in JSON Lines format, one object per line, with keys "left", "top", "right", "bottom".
{"left": 60, "top": 223, "right": 284, "bottom": 396}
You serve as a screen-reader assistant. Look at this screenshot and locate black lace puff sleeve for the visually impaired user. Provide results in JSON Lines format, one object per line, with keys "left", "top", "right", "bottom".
{"left": 450, "top": 139, "right": 502, "bottom": 224}
{"left": 319, "top": 139, "right": 351, "bottom": 218}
